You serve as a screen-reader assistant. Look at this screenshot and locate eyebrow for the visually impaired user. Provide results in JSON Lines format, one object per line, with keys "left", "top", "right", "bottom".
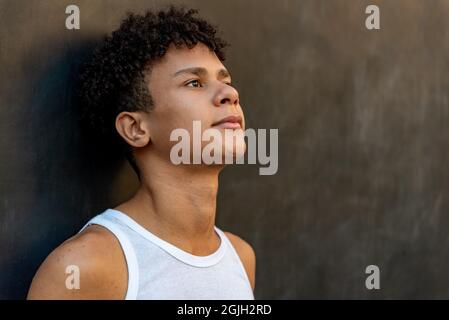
{"left": 173, "top": 67, "right": 231, "bottom": 80}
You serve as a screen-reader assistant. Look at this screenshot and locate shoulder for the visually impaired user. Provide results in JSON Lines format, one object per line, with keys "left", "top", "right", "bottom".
{"left": 223, "top": 231, "right": 256, "bottom": 291}
{"left": 27, "top": 224, "right": 127, "bottom": 300}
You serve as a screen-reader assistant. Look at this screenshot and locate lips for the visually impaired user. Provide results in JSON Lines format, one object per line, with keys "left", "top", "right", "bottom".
{"left": 212, "top": 115, "right": 243, "bottom": 129}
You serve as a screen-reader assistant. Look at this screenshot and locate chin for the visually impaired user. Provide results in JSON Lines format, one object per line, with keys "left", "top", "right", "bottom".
{"left": 223, "top": 137, "right": 247, "bottom": 163}
{"left": 199, "top": 130, "right": 246, "bottom": 165}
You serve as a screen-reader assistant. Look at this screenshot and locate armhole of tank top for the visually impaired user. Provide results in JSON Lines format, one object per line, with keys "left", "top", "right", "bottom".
{"left": 218, "top": 229, "right": 254, "bottom": 293}
{"left": 80, "top": 216, "right": 140, "bottom": 300}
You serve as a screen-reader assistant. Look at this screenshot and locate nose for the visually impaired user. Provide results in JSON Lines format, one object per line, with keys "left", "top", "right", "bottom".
{"left": 213, "top": 83, "right": 239, "bottom": 107}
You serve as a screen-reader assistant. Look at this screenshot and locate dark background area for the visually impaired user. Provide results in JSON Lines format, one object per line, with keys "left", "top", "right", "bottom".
{"left": 1, "top": 0, "right": 449, "bottom": 299}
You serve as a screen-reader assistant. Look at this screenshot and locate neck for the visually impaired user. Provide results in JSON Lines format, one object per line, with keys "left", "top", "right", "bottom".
{"left": 114, "top": 155, "right": 223, "bottom": 255}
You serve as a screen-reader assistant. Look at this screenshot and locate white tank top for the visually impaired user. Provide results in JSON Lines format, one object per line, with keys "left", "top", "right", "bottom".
{"left": 79, "top": 209, "right": 255, "bottom": 300}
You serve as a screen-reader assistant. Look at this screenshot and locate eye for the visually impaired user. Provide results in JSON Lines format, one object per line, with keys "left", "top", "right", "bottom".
{"left": 186, "top": 80, "right": 202, "bottom": 88}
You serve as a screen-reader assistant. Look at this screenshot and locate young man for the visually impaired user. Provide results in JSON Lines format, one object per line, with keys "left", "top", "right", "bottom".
{"left": 27, "top": 6, "right": 255, "bottom": 299}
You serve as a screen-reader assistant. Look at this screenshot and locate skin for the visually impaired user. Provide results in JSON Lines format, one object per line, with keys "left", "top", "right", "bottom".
{"left": 27, "top": 43, "right": 255, "bottom": 300}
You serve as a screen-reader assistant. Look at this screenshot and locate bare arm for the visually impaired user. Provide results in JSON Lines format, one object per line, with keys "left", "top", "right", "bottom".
{"left": 27, "top": 225, "right": 127, "bottom": 300}
{"left": 224, "top": 232, "right": 256, "bottom": 291}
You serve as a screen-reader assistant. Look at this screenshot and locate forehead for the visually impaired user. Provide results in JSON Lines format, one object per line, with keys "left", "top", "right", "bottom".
{"left": 151, "top": 43, "right": 225, "bottom": 76}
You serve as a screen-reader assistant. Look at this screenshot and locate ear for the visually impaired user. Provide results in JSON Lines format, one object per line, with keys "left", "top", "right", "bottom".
{"left": 115, "top": 111, "right": 151, "bottom": 148}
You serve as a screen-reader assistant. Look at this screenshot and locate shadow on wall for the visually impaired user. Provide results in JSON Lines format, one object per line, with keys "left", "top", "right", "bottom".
{"left": 0, "top": 36, "right": 138, "bottom": 299}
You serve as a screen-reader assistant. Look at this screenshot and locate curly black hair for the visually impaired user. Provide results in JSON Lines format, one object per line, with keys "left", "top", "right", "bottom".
{"left": 79, "top": 5, "right": 229, "bottom": 180}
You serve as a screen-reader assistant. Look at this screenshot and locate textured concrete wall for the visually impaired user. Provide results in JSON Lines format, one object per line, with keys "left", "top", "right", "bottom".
{"left": 1, "top": 0, "right": 449, "bottom": 299}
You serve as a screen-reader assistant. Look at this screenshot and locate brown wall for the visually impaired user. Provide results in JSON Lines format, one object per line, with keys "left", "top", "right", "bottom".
{"left": 1, "top": 0, "right": 449, "bottom": 299}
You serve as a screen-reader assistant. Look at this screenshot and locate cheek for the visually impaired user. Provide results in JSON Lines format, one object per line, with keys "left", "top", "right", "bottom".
{"left": 148, "top": 95, "right": 214, "bottom": 153}
{"left": 169, "top": 92, "right": 214, "bottom": 130}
